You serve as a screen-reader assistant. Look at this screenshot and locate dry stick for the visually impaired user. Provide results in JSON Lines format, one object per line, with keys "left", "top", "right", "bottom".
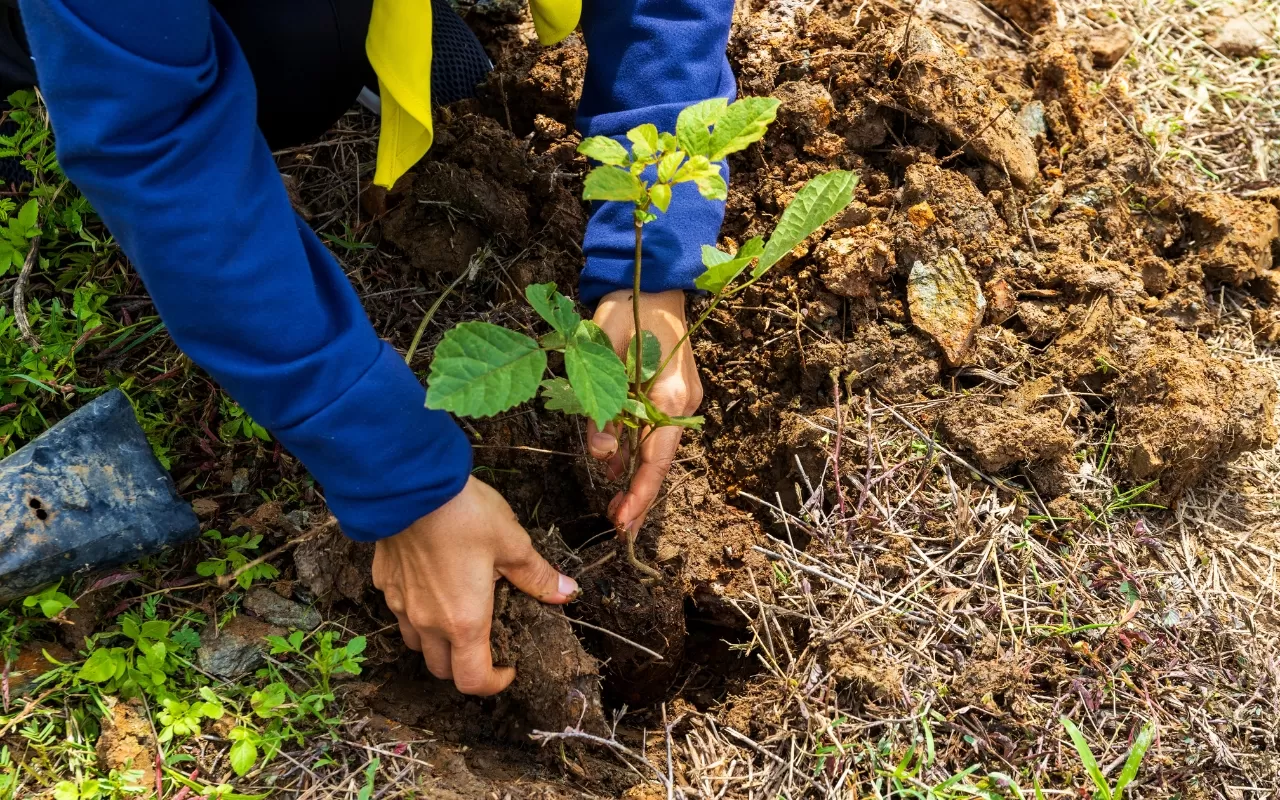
{"left": 13, "top": 236, "right": 39, "bottom": 351}
{"left": 720, "top": 727, "right": 820, "bottom": 793}
{"left": 403, "top": 269, "right": 468, "bottom": 366}
{"left": 560, "top": 613, "right": 665, "bottom": 661}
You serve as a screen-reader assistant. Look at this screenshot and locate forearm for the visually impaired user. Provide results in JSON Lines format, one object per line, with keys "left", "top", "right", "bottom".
{"left": 576, "top": 0, "right": 737, "bottom": 306}
{"left": 20, "top": 0, "right": 471, "bottom": 540}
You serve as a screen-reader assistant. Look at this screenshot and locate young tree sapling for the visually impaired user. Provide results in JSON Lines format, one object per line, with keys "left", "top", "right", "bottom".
{"left": 424, "top": 97, "right": 858, "bottom": 578}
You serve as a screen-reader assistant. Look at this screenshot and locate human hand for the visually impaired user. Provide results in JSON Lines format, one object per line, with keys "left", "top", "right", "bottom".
{"left": 587, "top": 289, "right": 704, "bottom": 536}
{"left": 372, "top": 477, "right": 578, "bottom": 696}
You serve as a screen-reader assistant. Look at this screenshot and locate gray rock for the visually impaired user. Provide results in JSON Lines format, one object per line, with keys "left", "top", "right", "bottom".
{"left": 1209, "top": 15, "right": 1274, "bottom": 58}
{"left": 243, "top": 587, "right": 323, "bottom": 631}
{"left": 1017, "top": 101, "right": 1046, "bottom": 140}
{"left": 196, "top": 616, "right": 283, "bottom": 678}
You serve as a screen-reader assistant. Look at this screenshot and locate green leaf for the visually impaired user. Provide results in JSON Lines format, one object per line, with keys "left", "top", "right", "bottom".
{"left": 77, "top": 648, "right": 117, "bottom": 683}
{"left": 540, "top": 377, "right": 586, "bottom": 416}
{"left": 1061, "top": 717, "right": 1111, "bottom": 800}
{"left": 657, "top": 151, "right": 684, "bottom": 184}
{"left": 583, "top": 166, "right": 645, "bottom": 203}
{"left": 754, "top": 171, "right": 858, "bottom": 280}
{"left": 676, "top": 98, "right": 729, "bottom": 157}
{"left": 658, "top": 132, "right": 678, "bottom": 154}
{"left": 577, "top": 136, "right": 629, "bottom": 166}
{"left": 425, "top": 322, "right": 547, "bottom": 418}
{"left": 54, "top": 782, "right": 80, "bottom": 800}
{"left": 539, "top": 330, "right": 567, "bottom": 351}
{"left": 16, "top": 198, "right": 37, "bottom": 234}
{"left": 346, "top": 636, "right": 367, "bottom": 656}
{"left": 229, "top": 737, "right": 258, "bottom": 777}
{"left": 670, "top": 414, "right": 705, "bottom": 430}
{"left": 626, "top": 330, "right": 661, "bottom": 383}
{"left": 626, "top": 124, "right": 660, "bottom": 160}
{"left": 564, "top": 337, "right": 628, "bottom": 429}
{"left": 672, "top": 156, "right": 727, "bottom": 201}
{"left": 575, "top": 320, "right": 614, "bottom": 350}
{"left": 623, "top": 398, "right": 650, "bottom": 423}
{"left": 1114, "top": 723, "right": 1155, "bottom": 800}
{"left": 707, "top": 97, "right": 780, "bottom": 161}
{"left": 649, "top": 183, "right": 672, "bottom": 213}
{"left": 524, "top": 283, "right": 581, "bottom": 335}
{"left": 694, "top": 236, "right": 765, "bottom": 293}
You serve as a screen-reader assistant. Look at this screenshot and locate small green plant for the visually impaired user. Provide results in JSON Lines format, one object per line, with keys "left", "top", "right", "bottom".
{"left": 196, "top": 529, "right": 279, "bottom": 589}
{"left": 219, "top": 397, "right": 270, "bottom": 443}
{"left": 1061, "top": 717, "right": 1155, "bottom": 800}
{"left": 22, "top": 581, "right": 77, "bottom": 619}
{"left": 53, "top": 771, "right": 147, "bottom": 800}
{"left": 266, "top": 630, "right": 366, "bottom": 700}
{"left": 157, "top": 687, "right": 225, "bottom": 743}
{"left": 424, "top": 97, "right": 857, "bottom": 576}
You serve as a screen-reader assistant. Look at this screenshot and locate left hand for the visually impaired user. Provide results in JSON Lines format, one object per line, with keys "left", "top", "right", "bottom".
{"left": 587, "top": 289, "right": 703, "bottom": 535}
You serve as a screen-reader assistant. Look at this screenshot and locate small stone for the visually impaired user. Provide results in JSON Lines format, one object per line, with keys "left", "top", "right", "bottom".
{"left": 908, "top": 248, "right": 986, "bottom": 365}
{"left": 1209, "top": 15, "right": 1274, "bottom": 58}
{"left": 191, "top": 498, "right": 219, "bottom": 518}
{"left": 243, "top": 587, "right": 322, "bottom": 631}
{"left": 197, "top": 616, "right": 284, "bottom": 678}
{"left": 1017, "top": 101, "right": 1047, "bottom": 140}
{"left": 231, "top": 468, "right": 250, "bottom": 494}
{"left": 1088, "top": 25, "right": 1134, "bottom": 68}
{"left": 906, "top": 202, "right": 937, "bottom": 230}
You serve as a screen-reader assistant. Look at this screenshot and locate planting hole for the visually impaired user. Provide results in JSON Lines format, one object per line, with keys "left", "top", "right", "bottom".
{"left": 28, "top": 497, "right": 41, "bottom": 509}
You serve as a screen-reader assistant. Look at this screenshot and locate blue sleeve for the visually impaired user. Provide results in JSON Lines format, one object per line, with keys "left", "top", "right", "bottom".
{"left": 18, "top": 0, "right": 471, "bottom": 542}
{"left": 576, "top": 0, "right": 736, "bottom": 306}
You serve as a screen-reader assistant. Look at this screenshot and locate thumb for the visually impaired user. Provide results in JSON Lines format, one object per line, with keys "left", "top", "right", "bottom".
{"left": 499, "top": 543, "right": 579, "bottom": 605}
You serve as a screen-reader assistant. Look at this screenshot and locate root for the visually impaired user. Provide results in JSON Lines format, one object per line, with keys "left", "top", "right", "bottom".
{"left": 624, "top": 529, "right": 662, "bottom": 582}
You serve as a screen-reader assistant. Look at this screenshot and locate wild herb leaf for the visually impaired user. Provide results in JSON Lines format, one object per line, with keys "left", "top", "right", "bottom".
{"left": 627, "top": 124, "right": 660, "bottom": 160}
{"left": 694, "top": 236, "right": 765, "bottom": 293}
{"left": 707, "top": 97, "right": 780, "bottom": 161}
{"left": 672, "top": 156, "right": 727, "bottom": 201}
{"left": 583, "top": 166, "right": 645, "bottom": 202}
{"left": 1114, "top": 723, "right": 1155, "bottom": 800}
{"left": 676, "top": 97, "right": 729, "bottom": 158}
{"left": 626, "top": 330, "right": 662, "bottom": 383}
{"left": 578, "top": 136, "right": 629, "bottom": 166}
{"left": 425, "top": 322, "right": 547, "bottom": 418}
{"left": 564, "top": 337, "right": 628, "bottom": 429}
{"left": 657, "top": 151, "right": 684, "bottom": 183}
{"left": 539, "top": 377, "right": 585, "bottom": 416}
{"left": 525, "top": 283, "right": 581, "bottom": 336}
{"left": 575, "top": 320, "right": 614, "bottom": 351}
{"left": 754, "top": 171, "right": 857, "bottom": 280}
{"left": 1061, "top": 717, "right": 1111, "bottom": 800}
{"left": 649, "top": 183, "right": 672, "bottom": 213}
{"left": 229, "top": 736, "right": 258, "bottom": 777}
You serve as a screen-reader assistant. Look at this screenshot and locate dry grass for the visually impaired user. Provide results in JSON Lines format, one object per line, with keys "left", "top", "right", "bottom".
{"left": 1059, "top": 0, "right": 1280, "bottom": 188}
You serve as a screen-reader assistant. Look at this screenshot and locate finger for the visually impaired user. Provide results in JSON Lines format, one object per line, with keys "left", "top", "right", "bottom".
{"left": 499, "top": 536, "right": 578, "bottom": 604}
{"left": 614, "top": 425, "right": 682, "bottom": 532}
{"left": 421, "top": 633, "right": 453, "bottom": 681}
{"left": 605, "top": 430, "right": 629, "bottom": 481}
{"left": 587, "top": 419, "right": 619, "bottom": 460}
{"left": 450, "top": 625, "right": 514, "bottom": 696}
{"left": 392, "top": 610, "right": 422, "bottom": 652}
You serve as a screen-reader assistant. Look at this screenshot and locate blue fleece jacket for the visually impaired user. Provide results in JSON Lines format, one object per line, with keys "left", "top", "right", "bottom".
{"left": 17, "top": 0, "right": 734, "bottom": 541}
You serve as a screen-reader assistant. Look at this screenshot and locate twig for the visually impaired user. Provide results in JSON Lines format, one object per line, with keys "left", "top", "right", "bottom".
{"left": 560, "top": 613, "right": 665, "bottom": 661}
{"left": 530, "top": 726, "right": 672, "bottom": 793}
{"left": 13, "top": 236, "right": 40, "bottom": 351}
{"left": 216, "top": 518, "right": 336, "bottom": 589}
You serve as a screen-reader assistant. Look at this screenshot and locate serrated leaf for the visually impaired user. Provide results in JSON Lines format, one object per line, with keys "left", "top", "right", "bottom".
{"left": 672, "top": 156, "right": 727, "bottom": 200}
{"left": 708, "top": 97, "right": 780, "bottom": 161}
{"left": 525, "top": 282, "right": 581, "bottom": 335}
{"left": 425, "top": 322, "right": 547, "bottom": 418}
{"left": 564, "top": 337, "right": 628, "bottom": 429}
{"left": 694, "top": 236, "right": 765, "bottom": 293}
{"left": 657, "top": 151, "right": 684, "bottom": 184}
{"left": 754, "top": 171, "right": 858, "bottom": 280}
{"left": 583, "top": 166, "right": 645, "bottom": 203}
{"left": 230, "top": 737, "right": 258, "bottom": 777}
{"left": 649, "top": 183, "right": 672, "bottom": 213}
{"left": 658, "top": 132, "right": 678, "bottom": 153}
{"left": 575, "top": 319, "right": 614, "bottom": 350}
{"left": 623, "top": 398, "right": 650, "bottom": 422}
{"left": 540, "top": 377, "right": 586, "bottom": 416}
{"left": 627, "top": 124, "right": 660, "bottom": 160}
{"left": 676, "top": 98, "right": 729, "bottom": 158}
{"left": 626, "top": 330, "right": 662, "bottom": 383}
{"left": 578, "top": 136, "right": 629, "bottom": 166}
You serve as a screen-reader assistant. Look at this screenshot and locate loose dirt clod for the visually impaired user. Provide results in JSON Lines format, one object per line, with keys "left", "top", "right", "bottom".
{"left": 96, "top": 697, "right": 157, "bottom": 793}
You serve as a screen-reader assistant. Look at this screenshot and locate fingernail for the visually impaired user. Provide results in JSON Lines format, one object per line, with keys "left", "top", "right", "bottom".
{"left": 559, "top": 574, "right": 579, "bottom": 599}
{"left": 590, "top": 432, "right": 616, "bottom": 455}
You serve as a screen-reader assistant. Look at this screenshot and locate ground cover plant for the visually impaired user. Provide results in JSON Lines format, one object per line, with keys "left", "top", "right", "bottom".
{"left": 4, "top": 0, "right": 1280, "bottom": 796}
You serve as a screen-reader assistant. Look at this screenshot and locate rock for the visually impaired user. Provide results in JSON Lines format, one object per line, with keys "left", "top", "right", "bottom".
{"left": 191, "top": 497, "right": 220, "bottom": 518}
{"left": 244, "top": 587, "right": 322, "bottom": 631}
{"left": 1182, "top": 192, "right": 1279, "bottom": 285}
{"left": 1017, "top": 101, "right": 1047, "bottom": 140}
{"left": 816, "top": 223, "right": 895, "bottom": 299}
{"left": 883, "top": 22, "right": 1040, "bottom": 189}
{"left": 1209, "top": 14, "right": 1274, "bottom": 58}
{"left": 197, "top": 615, "right": 284, "bottom": 678}
{"left": 1088, "top": 25, "right": 1134, "bottom": 68}
{"left": 908, "top": 248, "right": 987, "bottom": 365}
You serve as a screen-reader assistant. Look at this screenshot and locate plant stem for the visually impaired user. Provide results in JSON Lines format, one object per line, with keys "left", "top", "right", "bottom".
{"left": 404, "top": 269, "right": 468, "bottom": 366}
{"left": 629, "top": 216, "right": 644, "bottom": 480}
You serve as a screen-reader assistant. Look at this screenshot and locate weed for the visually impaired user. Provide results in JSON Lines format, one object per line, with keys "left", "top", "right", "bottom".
{"left": 424, "top": 97, "right": 856, "bottom": 576}
{"left": 195, "top": 529, "right": 279, "bottom": 590}
{"left": 1061, "top": 717, "right": 1155, "bottom": 800}
{"left": 22, "top": 581, "right": 76, "bottom": 619}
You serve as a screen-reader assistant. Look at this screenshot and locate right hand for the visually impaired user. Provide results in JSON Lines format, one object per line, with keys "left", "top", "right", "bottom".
{"left": 372, "top": 477, "right": 578, "bottom": 696}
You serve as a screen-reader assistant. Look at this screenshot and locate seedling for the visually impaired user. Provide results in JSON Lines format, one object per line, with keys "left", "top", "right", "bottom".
{"left": 424, "top": 97, "right": 858, "bottom": 577}
{"left": 1061, "top": 717, "right": 1155, "bottom": 800}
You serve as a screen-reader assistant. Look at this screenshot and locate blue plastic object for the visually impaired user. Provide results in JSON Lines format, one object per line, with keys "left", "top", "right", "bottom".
{"left": 0, "top": 389, "right": 200, "bottom": 603}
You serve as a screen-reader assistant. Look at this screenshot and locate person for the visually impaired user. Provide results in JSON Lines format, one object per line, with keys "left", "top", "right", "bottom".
{"left": 11, "top": 0, "right": 733, "bottom": 697}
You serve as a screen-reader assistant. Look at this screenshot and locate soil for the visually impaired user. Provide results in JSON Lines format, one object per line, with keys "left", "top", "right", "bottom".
{"left": 96, "top": 697, "right": 157, "bottom": 793}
